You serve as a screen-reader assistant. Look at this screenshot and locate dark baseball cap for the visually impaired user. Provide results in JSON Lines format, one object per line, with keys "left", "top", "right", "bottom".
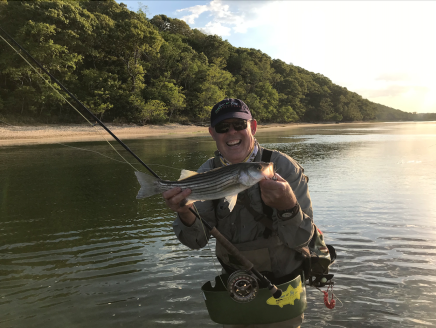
{"left": 210, "top": 98, "right": 252, "bottom": 127}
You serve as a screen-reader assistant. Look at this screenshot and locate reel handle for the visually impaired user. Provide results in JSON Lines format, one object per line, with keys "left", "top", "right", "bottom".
{"left": 251, "top": 270, "right": 282, "bottom": 299}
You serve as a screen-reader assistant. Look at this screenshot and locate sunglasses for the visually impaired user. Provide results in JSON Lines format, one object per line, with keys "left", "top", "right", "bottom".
{"left": 214, "top": 120, "right": 248, "bottom": 134}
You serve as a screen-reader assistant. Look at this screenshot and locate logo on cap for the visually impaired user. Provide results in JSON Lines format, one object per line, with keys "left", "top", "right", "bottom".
{"left": 215, "top": 101, "right": 240, "bottom": 114}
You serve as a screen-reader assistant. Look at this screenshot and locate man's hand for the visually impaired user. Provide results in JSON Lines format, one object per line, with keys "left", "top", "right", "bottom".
{"left": 259, "top": 174, "right": 297, "bottom": 210}
{"left": 162, "top": 187, "right": 196, "bottom": 226}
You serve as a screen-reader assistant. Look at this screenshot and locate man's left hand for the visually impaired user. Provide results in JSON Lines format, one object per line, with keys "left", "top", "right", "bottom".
{"left": 259, "top": 173, "right": 297, "bottom": 210}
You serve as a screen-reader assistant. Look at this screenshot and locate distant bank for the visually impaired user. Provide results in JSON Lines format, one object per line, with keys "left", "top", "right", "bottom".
{"left": 0, "top": 122, "right": 355, "bottom": 147}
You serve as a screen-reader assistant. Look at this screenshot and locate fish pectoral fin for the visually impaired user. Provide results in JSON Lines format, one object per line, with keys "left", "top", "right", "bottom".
{"left": 224, "top": 194, "right": 238, "bottom": 212}
{"left": 182, "top": 199, "right": 195, "bottom": 206}
{"left": 178, "top": 169, "right": 198, "bottom": 180}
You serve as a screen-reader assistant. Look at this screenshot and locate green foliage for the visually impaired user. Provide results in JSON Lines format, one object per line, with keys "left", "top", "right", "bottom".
{"left": 0, "top": 0, "right": 425, "bottom": 124}
{"left": 244, "top": 82, "right": 278, "bottom": 121}
{"left": 137, "top": 99, "right": 168, "bottom": 124}
{"left": 144, "top": 76, "right": 186, "bottom": 121}
{"left": 186, "top": 31, "right": 231, "bottom": 67}
{"left": 418, "top": 113, "right": 436, "bottom": 120}
{"left": 276, "top": 106, "right": 299, "bottom": 123}
{"left": 78, "top": 69, "right": 120, "bottom": 119}
{"left": 150, "top": 15, "right": 192, "bottom": 37}
{"left": 375, "top": 104, "right": 415, "bottom": 121}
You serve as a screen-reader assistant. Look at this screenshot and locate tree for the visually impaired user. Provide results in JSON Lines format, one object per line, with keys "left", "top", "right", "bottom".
{"left": 187, "top": 31, "right": 231, "bottom": 68}
{"left": 109, "top": 17, "right": 163, "bottom": 92}
{"left": 271, "top": 60, "right": 307, "bottom": 119}
{"left": 0, "top": 1, "right": 93, "bottom": 119}
{"left": 82, "top": 1, "right": 164, "bottom": 121}
{"left": 242, "top": 82, "right": 278, "bottom": 122}
{"left": 150, "top": 15, "right": 192, "bottom": 37}
{"left": 144, "top": 76, "right": 186, "bottom": 121}
{"left": 276, "top": 105, "right": 299, "bottom": 123}
{"left": 136, "top": 99, "right": 168, "bottom": 124}
{"left": 0, "top": 0, "right": 417, "bottom": 124}
{"left": 77, "top": 69, "right": 121, "bottom": 120}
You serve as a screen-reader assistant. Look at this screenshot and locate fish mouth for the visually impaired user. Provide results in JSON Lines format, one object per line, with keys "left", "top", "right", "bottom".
{"left": 261, "top": 163, "right": 275, "bottom": 179}
{"left": 226, "top": 139, "right": 242, "bottom": 147}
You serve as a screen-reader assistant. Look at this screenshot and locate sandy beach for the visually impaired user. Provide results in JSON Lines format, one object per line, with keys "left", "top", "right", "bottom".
{"left": 0, "top": 122, "right": 323, "bottom": 146}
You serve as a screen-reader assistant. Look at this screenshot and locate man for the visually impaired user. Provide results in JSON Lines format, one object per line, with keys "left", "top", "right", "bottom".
{"left": 164, "top": 98, "right": 314, "bottom": 328}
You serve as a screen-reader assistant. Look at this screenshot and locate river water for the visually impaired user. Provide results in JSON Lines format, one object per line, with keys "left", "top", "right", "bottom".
{"left": 1, "top": 122, "right": 435, "bottom": 328}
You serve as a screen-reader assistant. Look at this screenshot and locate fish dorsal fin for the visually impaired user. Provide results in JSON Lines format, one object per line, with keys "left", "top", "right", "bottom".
{"left": 225, "top": 194, "right": 238, "bottom": 212}
{"left": 179, "top": 169, "right": 198, "bottom": 181}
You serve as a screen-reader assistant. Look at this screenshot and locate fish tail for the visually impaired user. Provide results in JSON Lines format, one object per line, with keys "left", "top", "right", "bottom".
{"left": 135, "top": 171, "right": 160, "bottom": 199}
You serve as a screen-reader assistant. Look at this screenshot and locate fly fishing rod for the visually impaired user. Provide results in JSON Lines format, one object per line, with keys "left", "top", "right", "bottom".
{"left": 1, "top": 25, "right": 282, "bottom": 300}
{"left": 0, "top": 25, "right": 159, "bottom": 179}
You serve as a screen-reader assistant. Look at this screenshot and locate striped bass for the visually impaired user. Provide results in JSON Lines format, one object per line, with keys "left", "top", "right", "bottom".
{"left": 135, "top": 162, "right": 275, "bottom": 212}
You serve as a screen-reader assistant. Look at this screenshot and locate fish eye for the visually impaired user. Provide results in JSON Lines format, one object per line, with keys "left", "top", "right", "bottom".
{"left": 257, "top": 165, "right": 262, "bottom": 170}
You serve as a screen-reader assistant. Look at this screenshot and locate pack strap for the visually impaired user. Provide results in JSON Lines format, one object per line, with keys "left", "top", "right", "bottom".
{"left": 212, "top": 150, "right": 221, "bottom": 169}
{"left": 261, "top": 149, "right": 273, "bottom": 163}
{"left": 259, "top": 148, "right": 274, "bottom": 232}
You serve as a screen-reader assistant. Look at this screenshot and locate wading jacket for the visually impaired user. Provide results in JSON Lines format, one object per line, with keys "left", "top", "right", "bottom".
{"left": 173, "top": 147, "right": 314, "bottom": 280}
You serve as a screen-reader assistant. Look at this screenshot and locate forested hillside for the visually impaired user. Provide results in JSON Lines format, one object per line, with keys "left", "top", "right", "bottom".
{"left": 0, "top": 0, "right": 427, "bottom": 125}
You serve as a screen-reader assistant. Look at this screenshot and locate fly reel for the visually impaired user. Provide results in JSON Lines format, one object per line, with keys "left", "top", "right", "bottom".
{"left": 227, "top": 270, "right": 259, "bottom": 303}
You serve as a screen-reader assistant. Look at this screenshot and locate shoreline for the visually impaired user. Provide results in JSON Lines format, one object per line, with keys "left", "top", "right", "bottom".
{"left": 0, "top": 122, "right": 362, "bottom": 147}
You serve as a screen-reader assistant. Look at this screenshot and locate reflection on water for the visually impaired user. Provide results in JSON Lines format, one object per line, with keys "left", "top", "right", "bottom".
{"left": 1, "top": 122, "right": 436, "bottom": 327}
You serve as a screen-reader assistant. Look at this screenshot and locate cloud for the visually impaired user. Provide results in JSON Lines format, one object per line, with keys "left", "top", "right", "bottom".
{"left": 177, "top": 4, "right": 209, "bottom": 24}
{"left": 170, "top": 0, "right": 436, "bottom": 113}
{"left": 176, "top": 0, "right": 273, "bottom": 36}
{"left": 202, "top": 21, "right": 232, "bottom": 36}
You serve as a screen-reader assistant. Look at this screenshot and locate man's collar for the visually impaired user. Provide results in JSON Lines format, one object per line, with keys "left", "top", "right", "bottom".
{"left": 218, "top": 139, "right": 259, "bottom": 166}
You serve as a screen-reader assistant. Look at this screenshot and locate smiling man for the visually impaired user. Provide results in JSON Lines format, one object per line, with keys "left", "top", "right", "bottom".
{"left": 164, "top": 98, "right": 314, "bottom": 328}
{"left": 208, "top": 99, "right": 256, "bottom": 164}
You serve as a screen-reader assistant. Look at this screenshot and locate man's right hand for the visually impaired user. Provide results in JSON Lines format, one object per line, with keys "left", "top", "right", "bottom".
{"left": 162, "top": 187, "right": 196, "bottom": 226}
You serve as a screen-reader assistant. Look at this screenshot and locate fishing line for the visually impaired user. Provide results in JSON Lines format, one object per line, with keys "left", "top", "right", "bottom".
{"left": 2, "top": 117, "right": 205, "bottom": 173}
{"left": 0, "top": 120, "right": 173, "bottom": 168}
{"left": 1, "top": 26, "right": 262, "bottom": 295}
{"left": 55, "top": 142, "right": 136, "bottom": 164}
{"left": 0, "top": 32, "right": 139, "bottom": 172}
{"left": 53, "top": 143, "right": 200, "bottom": 174}
{"left": 55, "top": 143, "right": 198, "bottom": 173}
{"left": 332, "top": 292, "right": 343, "bottom": 308}
{"left": 52, "top": 141, "right": 212, "bottom": 172}
{"left": 0, "top": 28, "right": 213, "bottom": 177}
{"left": 0, "top": 122, "right": 120, "bottom": 161}
{"left": 0, "top": 118, "right": 192, "bottom": 170}
{"left": 0, "top": 26, "right": 160, "bottom": 178}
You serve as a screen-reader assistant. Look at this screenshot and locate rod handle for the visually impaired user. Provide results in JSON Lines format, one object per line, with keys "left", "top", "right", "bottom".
{"left": 209, "top": 227, "right": 253, "bottom": 271}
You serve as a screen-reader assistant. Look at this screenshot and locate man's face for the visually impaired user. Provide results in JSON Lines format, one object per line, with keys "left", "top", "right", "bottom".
{"left": 209, "top": 119, "right": 257, "bottom": 164}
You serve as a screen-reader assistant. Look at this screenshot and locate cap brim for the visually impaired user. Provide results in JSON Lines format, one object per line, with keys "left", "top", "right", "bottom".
{"left": 211, "top": 112, "right": 252, "bottom": 127}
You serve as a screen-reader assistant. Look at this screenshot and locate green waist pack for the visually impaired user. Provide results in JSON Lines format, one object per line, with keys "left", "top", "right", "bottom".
{"left": 201, "top": 274, "right": 306, "bottom": 325}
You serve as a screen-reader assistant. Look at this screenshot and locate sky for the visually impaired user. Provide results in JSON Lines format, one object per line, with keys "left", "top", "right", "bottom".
{"left": 119, "top": 1, "right": 436, "bottom": 114}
